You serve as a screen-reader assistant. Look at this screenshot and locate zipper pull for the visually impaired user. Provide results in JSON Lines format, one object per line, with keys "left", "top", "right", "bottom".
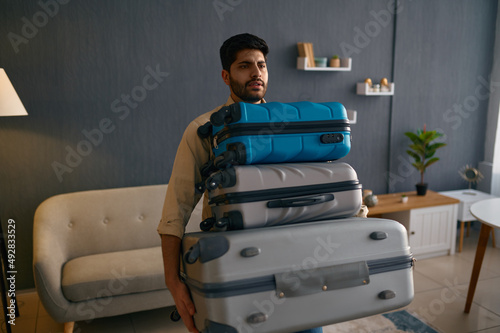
{"left": 213, "top": 134, "right": 219, "bottom": 149}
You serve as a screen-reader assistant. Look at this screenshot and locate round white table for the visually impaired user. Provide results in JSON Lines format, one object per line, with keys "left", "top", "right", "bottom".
{"left": 464, "top": 198, "right": 500, "bottom": 313}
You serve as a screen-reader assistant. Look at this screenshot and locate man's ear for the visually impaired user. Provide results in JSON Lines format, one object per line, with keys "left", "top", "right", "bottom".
{"left": 221, "top": 70, "right": 230, "bottom": 86}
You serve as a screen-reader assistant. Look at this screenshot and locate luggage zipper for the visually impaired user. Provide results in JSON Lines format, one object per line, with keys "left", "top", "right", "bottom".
{"left": 367, "top": 255, "right": 415, "bottom": 274}
{"left": 214, "top": 120, "right": 350, "bottom": 145}
{"left": 209, "top": 180, "right": 361, "bottom": 205}
{"left": 181, "top": 272, "right": 276, "bottom": 298}
{"left": 182, "top": 255, "right": 414, "bottom": 299}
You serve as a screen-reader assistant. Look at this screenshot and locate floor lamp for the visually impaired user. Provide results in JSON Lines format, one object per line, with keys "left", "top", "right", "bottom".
{"left": 0, "top": 68, "right": 28, "bottom": 333}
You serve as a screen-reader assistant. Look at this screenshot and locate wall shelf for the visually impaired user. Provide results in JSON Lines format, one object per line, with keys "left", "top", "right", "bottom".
{"left": 347, "top": 109, "right": 357, "bottom": 124}
{"left": 297, "top": 57, "right": 352, "bottom": 71}
{"left": 356, "top": 82, "right": 394, "bottom": 96}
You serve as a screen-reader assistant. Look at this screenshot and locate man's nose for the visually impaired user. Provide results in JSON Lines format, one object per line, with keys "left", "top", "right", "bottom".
{"left": 250, "top": 65, "right": 262, "bottom": 77}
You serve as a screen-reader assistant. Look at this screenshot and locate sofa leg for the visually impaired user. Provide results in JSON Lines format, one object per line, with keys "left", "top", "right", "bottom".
{"left": 64, "top": 322, "right": 75, "bottom": 333}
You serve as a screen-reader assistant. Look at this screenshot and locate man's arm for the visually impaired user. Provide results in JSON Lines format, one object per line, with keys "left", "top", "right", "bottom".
{"left": 161, "top": 234, "right": 199, "bottom": 333}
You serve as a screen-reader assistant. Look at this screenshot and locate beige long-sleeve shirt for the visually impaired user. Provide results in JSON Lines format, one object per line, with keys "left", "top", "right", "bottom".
{"left": 157, "top": 97, "right": 236, "bottom": 239}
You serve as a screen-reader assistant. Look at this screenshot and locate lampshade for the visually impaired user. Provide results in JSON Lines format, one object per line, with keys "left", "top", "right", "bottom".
{"left": 0, "top": 68, "right": 28, "bottom": 116}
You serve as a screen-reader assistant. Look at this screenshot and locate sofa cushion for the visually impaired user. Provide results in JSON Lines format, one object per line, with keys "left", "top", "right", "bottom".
{"left": 62, "top": 246, "right": 166, "bottom": 302}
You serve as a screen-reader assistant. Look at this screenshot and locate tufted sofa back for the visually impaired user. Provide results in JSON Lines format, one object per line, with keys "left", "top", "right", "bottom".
{"left": 34, "top": 184, "right": 170, "bottom": 262}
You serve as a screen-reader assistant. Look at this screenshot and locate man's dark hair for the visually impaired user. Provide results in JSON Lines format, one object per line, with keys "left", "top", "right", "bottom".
{"left": 220, "top": 33, "right": 269, "bottom": 72}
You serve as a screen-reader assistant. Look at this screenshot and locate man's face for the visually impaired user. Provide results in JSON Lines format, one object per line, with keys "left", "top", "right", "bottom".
{"left": 222, "top": 49, "right": 268, "bottom": 104}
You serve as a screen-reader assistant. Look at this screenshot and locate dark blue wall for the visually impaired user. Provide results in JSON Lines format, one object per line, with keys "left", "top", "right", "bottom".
{"left": 0, "top": 0, "right": 497, "bottom": 289}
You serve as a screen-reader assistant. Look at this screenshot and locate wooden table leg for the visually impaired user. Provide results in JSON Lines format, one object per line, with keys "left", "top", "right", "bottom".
{"left": 491, "top": 229, "right": 496, "bottom": 248}
{"left": 464, "top": 223, "right": 492, "bottom": 313}
{"left": 459, "top": 221, "right": 465, "bottom": 253}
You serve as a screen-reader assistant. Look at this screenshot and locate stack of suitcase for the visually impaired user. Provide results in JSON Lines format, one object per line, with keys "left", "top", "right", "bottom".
{"left": 180, "top": 101, "right": 414, "bottom": 333}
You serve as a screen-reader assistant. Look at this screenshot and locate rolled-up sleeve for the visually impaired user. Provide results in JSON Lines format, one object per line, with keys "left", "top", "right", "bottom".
{"left": 157, "top": 117, "right": 212, "bottom": 238}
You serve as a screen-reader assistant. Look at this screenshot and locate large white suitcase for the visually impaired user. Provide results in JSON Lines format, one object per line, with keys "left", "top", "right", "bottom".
{"left": 181, "top": 218, "right": 415, "bottom": 333}
{"left": 198, "top": 162, "right": 362, "bottom": 231}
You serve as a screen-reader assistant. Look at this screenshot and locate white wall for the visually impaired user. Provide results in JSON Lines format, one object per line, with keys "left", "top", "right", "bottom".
{"left": 479, "top": 4, "right": 500, "bottom": 196}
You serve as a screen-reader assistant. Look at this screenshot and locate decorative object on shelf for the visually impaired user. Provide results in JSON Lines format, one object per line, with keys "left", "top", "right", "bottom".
{"left": 356, "top": 81, "right": 394, "bottom": 95}
{"left": 314, "top": 57, "right": 327, "bottom": 67}
{"left": 297, "top": 57, "right": 351, "bottom": 71}
{"left": 405, "top": 125, "right": 447, "bottom": 196}
{"left": 401, "top": 194, "right": 408, "bottom": 203}
{"left": 364, "top": 78, "right": 372, "bottom": 86}
{"left": 364, "top": 193, "right": 379, "bottom": 207}
{"left": 380, "top": 78, "right": 390, "bottom": 92}
{"left": 329, "top": 55, "right": 340, "bottom": 67}
{"left": 459, "top": 165, "right": 484, "bottom": 193}
{"left": 297, "top": 42, "right": 315, "bottom": 67}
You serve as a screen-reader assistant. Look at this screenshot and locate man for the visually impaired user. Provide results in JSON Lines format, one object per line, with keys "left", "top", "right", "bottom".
{"left": 158, "top": 33, "right": 322, "bottom": 333}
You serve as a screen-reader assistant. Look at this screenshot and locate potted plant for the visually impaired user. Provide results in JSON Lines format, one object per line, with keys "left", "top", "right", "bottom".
{"left": 329, "top": 55, "right": 340, "bottom": 67}
{"left": 401, "top": 194, "right": 408, "bottom": 203}
{"left": 405, "top": 126, "right": 446, "bottom": 195}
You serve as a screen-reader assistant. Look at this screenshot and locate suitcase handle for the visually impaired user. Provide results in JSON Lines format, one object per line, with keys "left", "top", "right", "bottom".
{"left": 267, "top": 194, "right": 334, "bottom": 208}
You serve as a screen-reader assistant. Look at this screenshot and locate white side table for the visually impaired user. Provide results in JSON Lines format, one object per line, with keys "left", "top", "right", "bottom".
{"left": 439, "top": 189, "right": 497, "bottom": 252}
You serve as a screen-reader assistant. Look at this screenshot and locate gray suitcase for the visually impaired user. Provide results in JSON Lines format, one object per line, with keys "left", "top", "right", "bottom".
{"left": 181, "top": 218, "right": 415, "bottom": 333}
{"left": 199, "top": 162, "right": 362, "bottom": 231}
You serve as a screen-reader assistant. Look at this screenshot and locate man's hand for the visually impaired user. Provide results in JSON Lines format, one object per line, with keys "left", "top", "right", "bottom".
{"left": 161, "top": 234, "right": 199, "bottom": 333}
{"left": 170, "top": 279, "right": 198, "bottom": 333}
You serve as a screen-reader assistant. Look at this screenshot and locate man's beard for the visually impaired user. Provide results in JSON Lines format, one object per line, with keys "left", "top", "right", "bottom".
{"left": 229, "top": 77, "right": 266, "bottom": 103}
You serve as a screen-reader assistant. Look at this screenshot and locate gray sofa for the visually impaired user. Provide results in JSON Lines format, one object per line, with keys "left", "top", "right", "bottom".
{"left": 33, "top": 184, "right": 202, "bottom": 332}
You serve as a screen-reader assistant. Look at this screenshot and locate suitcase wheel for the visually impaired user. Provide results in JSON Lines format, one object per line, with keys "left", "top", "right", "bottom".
{"left": 200, "top": 160, "right": 214, "bottom": 178}
{"left": 206, "top": 175, "right": 221, "bottom": 191}
{"left": 170, "top": 308, "right": 181, "bottom": 321}
{"left": 210, "top": 103, "right": 241, "bottom": 126}
{"left": 197, "top": 121, "right": 212, "bottom": 138}
{"left": 195, "top": 181, "right": 206, "bottom": 194}
{"left": 210, "top": 107, "right": 229, "bottom": 126}
{"left": 214, "top": 218, "right": 229, "bottom": 232}
{"left": 200, "top": 217, "right": 216, "bottom": 232}
{"left": 213, "top": 153, "right": 235, "bottom": 169}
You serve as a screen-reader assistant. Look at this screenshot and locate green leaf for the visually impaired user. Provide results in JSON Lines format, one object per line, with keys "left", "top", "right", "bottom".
{"left": 412, "top": 162, "right": 425, "bottom": 172}
{"left": 424, "top": 157, "right": 440, "bottom": 169}
{"left": 428, "top": 142, "right": 446, "bottom": 151}
{"left": 405, "top": 132, "right": 423, "bottom": 145}
{"left": 406, "top": 150, "right": 421, "bottom": 163}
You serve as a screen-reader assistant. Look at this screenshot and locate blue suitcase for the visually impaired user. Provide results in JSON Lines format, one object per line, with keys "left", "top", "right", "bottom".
{"left": 199, "top": 101, "right": 351, "bottom": 169}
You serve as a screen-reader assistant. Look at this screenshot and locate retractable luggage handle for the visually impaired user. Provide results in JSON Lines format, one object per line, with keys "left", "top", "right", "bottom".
{"left": 267, "top": 194, "right": 334, "bottom": 208}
